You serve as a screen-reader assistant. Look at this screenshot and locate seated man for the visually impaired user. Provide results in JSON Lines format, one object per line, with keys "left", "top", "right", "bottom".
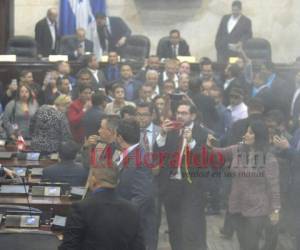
{"left": 42, "top": 140, "right": 88, "bottom": 186}
{"left": 59, "top": 162, "right": 145, "bottom": 250}
{"left": 119, "top": 63, "right": 142, "bottom": 101}
{"left": 157, "top": 29, "right": 191, "bottom": 59}
{"left": 61, "top": 28, "right": 93, "bottom": 60}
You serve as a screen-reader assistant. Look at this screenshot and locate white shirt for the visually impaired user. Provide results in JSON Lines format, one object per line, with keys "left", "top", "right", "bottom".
{"left": 156, "top": 122, "right": 196, "bottom": 149}
{"left": 227, "top": 15, "right": 241, "bottom": 34}
{"left": 116, "top": 143, "right": 139, "bottom": 167}
{"left": 228, "top": 102, "right": 248, "bottom": 123}
{"left": 47, "top": 18, "right": 56, "bottom": 50}
{"left": 141, "top": 123, "right": 155, "bottom": 149}
{"left": 172, "top": 44, "right": 178, "bottom": 56}
{"left": 89, "top": 68, "right": 99, "bottom": 83}
{"left": 106, "top": 17, "right": 112, "bottom": 34}
{"left": 163, "top": 71, "right": 179, "bottom": 88}
{"left": 152, "top": 85, "right": 160, "bottom": 98}
{"left": 223, "top": 78, "right": 235, "bottom": 90}
{"left": 291, "top": 88, "right": 300, "bottom": 116}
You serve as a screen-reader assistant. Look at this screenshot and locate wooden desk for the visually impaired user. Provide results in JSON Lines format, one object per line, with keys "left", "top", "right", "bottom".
{"left": 0, "top": 145, "right": 58, "bottom": 168}
{"left": 0, "top": 195, "right": 72, "bottom": 215}
{"left": 0, "top": 158, "right": 57, "bottom": 168}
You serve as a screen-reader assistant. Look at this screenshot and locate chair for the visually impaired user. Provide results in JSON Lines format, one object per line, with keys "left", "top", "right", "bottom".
{"left": 58, "top": 35, "right": 75, "bottom": 55}
{"left": 121, "top": 35, "right": 151, "bottom": 63}
{"left": 7, "top": 36, "right": 37, "bottom": 58}
{"left": 0, "top": 230, "right": 61, "bottom": 250}
{"left": 156, "top": 36, "right": 170, "bottom": 58}
{"left": 243, "top": 38, "right": 272, "bottom": 65}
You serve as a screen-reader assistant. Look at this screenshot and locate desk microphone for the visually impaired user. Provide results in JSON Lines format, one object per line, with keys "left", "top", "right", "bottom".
{"left": 21, "top": 176, "right": 32, "bottom": 217}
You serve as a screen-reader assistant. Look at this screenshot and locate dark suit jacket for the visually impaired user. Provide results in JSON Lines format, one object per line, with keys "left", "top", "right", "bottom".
{"left": 120, "top": 78, "right": 142, "bottom": 101}
{"left": 35, "top": 18, "right": 59, "bottom": 57}
{"left": 61, "top": 36, "right": 93, "bottom": 60}
{"left": 154, "top": 124, "right": 208, "bottom": 196}
{"left": 59, "top": 189, "right": 145, "bottom": 250}
{"left": 188, "top": 91, "right": 219, "bottom": 128}
{"left": 117, "top": 145, "right": 156, "bottom": 248}
{"left": 103, "top": 64, "right": 121, "bottom": 84}
{"left": 42, "top": 160, "right": 88, "bottom": 186}
{"left": 215, "top": 14, "right": 252, "bottom": 62}
{"left": 98, "top": 16, "right": 131, "bottom": 52}
{"left": 82, "top": 106, "right": 105, "bottom": 137}
{"left": 157, "top": 40, "right": 191, "bottom": 59}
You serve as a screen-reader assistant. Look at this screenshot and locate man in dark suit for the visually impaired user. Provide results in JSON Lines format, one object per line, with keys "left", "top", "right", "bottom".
{"left": 115, "top": 119, "right": 156, "bottom": 250}
{"left": 157, "top": 30, "right": 191, "bottom": 59}
{"left": 102, "top": 51, "right": 121, "bottom": 87}
{"left": 291, "top": 71, "right": 300, "bottom": 127}
{"left": 82, "top": 91, "right": 108, "bottom": 138}
{"left": 119, "top": 63, "right": 142, "bottom": 101}
{"left": 42, "top": 140, "right": 88, "bottom": 186}
{"left": 59, "top": 162, "right": 145, "bottom": 250}
{"left": 60, "top": 28, "right": 93, "bottom": 60}
{"left": 154, "top": 100, "right": 209, "bottom": 250}
{"left": 188, "top": 78, "right": 219, "bottom": 129}
{"left": 95, "top": 13, "right": 131, "bottom": 55}
{"left": 81, "top": 54, "right": 106, "bottom": 91}
{"left": 215, "top": 1, "right": 252, "bottom": 64}
{"left": 35, "top": 8, "right": 59, "bottom": 57}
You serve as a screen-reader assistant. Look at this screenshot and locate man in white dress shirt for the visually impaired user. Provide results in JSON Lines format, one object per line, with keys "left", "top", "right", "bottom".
{"left": 35, "top": 8, "right": 59, "bottom": 57}
{"left": 215, "top": 0, "right": 252, "bottom": 64}
{"left": 227, "top": 87, "right": 248, "bottom": 123}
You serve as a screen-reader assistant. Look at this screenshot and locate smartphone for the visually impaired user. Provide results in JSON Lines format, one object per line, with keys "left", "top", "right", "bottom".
{"left": 171, "top": 121, "right": 184, "bottom": 130}
{"left": 210, "top": 137, "right": 220, "bottom": 147}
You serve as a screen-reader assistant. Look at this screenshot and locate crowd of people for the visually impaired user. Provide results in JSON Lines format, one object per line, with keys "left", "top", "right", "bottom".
{"left": 1, "top": 1, "right": 300, "bottom": 250}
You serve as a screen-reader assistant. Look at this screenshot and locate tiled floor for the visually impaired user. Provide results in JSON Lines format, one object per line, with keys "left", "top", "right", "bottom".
{"left": 157, "top": 209, "right": 295, "bottom": 250}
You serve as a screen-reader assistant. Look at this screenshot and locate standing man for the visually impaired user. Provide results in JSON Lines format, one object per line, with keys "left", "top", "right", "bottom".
{"left": 115, "top": 119, "right": 157, "bottom": 250}
{"left": 35, "top": 8, "right": 59, "bottom": 57}
{"left": 95, "top": 13, "right": 131, "bottom": 56}
{"left": 154, "top": 100, "right": 209, "bottom": 250}
{"left": 215, "top": 1, "right": 252, "bottom": 64}
{"left": 67, "top": 84, "right": 92, "bottom": 144}
{"left": 59, "top": 163, "right": 145, "bottom": 250}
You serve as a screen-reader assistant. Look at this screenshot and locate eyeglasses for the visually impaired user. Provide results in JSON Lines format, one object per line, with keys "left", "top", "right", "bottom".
{"left": 176, "top": 111, "right": 190, "bottom": 116}
{"left": 229, "top": 95, "right": 241, "bottom": 99}
{"left": 136, "top": 112, "right": 151, "bottom": 117}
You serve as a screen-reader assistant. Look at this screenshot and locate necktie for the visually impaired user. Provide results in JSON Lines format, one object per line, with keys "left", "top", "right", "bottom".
{"left": 172, "top": 45, "right": 177, "bottom": 57}
{"left": 141, "top": 129, "right": 150, "bottom": 152}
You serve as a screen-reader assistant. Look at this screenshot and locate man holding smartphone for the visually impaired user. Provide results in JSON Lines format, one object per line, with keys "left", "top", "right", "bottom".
{"left": 154, "top": 100, "right": 208, "bottom": 250}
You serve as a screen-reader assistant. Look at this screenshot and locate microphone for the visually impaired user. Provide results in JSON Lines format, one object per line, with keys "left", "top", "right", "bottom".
{"left": 21, "top": 176, "right": 32, "bottom": 218}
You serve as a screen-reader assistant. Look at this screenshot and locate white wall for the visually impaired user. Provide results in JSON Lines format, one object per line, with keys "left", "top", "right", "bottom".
{"left": 14, "top": 0, "right": 300, "bottom": 63}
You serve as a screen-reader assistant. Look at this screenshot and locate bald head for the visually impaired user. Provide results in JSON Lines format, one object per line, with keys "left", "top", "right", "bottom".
{"left": 89, "top": 161, "right": 119, "bottom": 190}
{"left": 47, "top": 8, "right": 58, "bottom": 23}
{"left": 76, "top": 28, "right": 86, "bottom": 42}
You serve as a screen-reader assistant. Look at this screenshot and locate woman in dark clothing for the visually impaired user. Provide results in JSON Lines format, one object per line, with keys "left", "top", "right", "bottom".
{"left": 208, "top": 120, "right": 281, "bottom": 250}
